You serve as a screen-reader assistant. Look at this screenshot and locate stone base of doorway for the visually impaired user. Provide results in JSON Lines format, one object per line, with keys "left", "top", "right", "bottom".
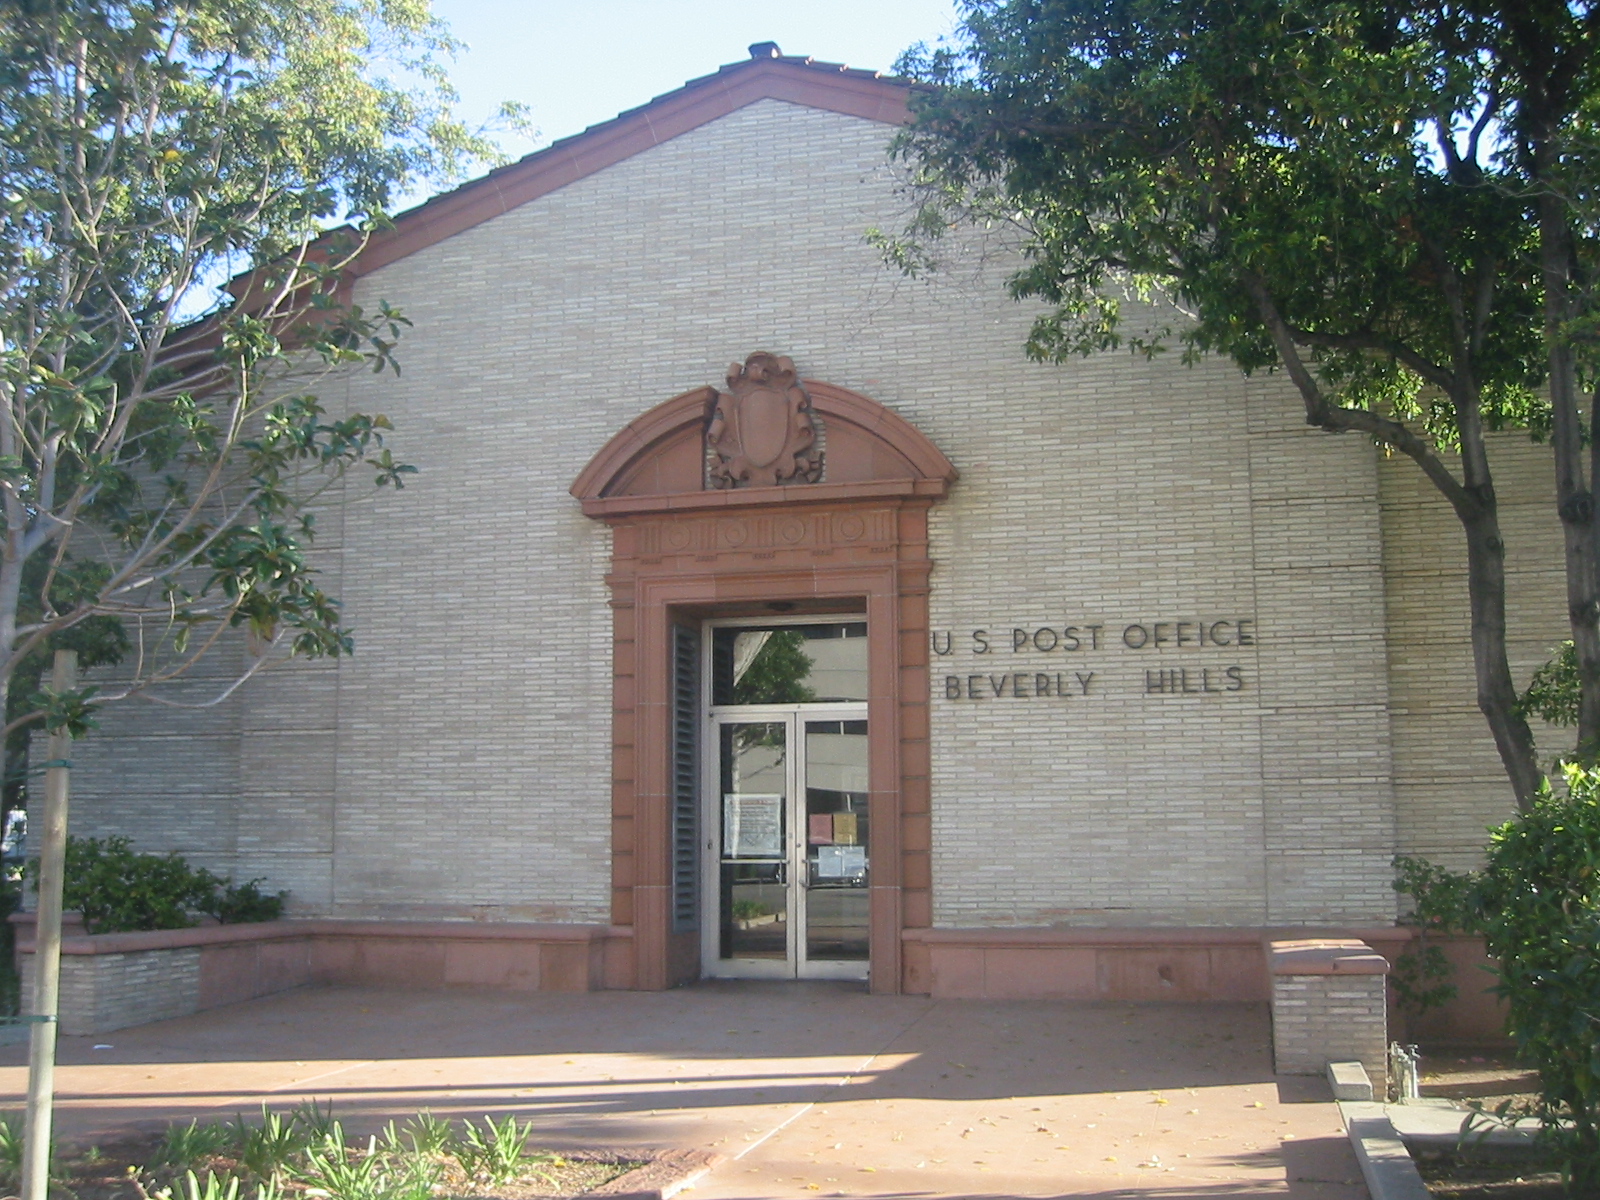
{"left": 588, "top": 1148, "right": 724, "bottom": 1200}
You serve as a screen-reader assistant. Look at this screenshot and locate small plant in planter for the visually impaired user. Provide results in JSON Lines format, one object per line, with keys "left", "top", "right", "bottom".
{"left": 451, "top": 1115, "right": 560, "bottom": 1188}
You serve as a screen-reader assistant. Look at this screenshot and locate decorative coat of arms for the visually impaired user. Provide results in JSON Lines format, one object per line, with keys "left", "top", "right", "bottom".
{"left": 707, "top": 352, "right": 823, "bottom": 488}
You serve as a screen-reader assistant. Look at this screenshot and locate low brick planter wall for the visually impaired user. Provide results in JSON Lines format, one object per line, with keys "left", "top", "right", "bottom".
{"left": 16, "top": 919, "right": 629, "bottom": 1035}
{"left": 20, "top": 946, "right": 201, "bottom": 1036}
{"left": 1268, "top": 938, "right": 1390, "bottom": 1092}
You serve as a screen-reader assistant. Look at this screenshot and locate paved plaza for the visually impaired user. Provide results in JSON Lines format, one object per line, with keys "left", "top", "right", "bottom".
{"left": 0, "top": 982, "right": 1366, "bottom": 1198}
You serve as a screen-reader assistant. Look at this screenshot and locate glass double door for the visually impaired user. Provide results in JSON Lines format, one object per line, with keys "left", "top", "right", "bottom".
{"left": 703, "top": 710, "right": 870, "bottom": 980}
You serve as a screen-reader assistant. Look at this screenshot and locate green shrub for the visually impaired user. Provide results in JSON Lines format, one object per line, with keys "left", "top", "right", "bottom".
{"left": 204, "top": 879, "right": 285, "bottom": 925}
{"left": 1389, "top": 772, "right": 1600, "bottom": 1192}
{"left": 28, "top": 836, "right": 285, "bottom": 933}
{"left": 1391, "top": 853, "right": 1475, "bottom": 1015}
{"left": 1472, "top": 766, "right": 1600, "bottom": 1193}
{"left": 58, "top": 837, "right": 219, "bottom": 933}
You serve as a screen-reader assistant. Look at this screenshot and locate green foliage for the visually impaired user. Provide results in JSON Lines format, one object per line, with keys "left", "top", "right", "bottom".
{"left": 289, "top": 1101, "right": 337, "bottom": 1146}
{"left": 379, "top": 1112, "right": 451, "bottom": 1160}
{"left": 156, "top": 1123, "right": 236, "bottom": 1173}
{"left": 120, "top": 1109, "right": 573, "bottom": 1200}
{"left": 451, "top": 1115, "right": 529, "bottom": 1186}
{"left": 232, "top": 1109, "right": 307, "bottom": 1184}
{"left": 888, "top": 0, "right": 1545, "bottom": 423}
{"left": 206, "top": 879, "right": 286, "bottom": 925}
{"left": 32, "top": 836, "right": 285, "bottom": 933}
{"left": 1391, "top": 853, "right": 1475, "bottom": 1015}
{"left": 1522, "top": 642, "right": 1582, "bottom": 730}
{"left": 296, "top": 1126, "right": 437, "bottom": 1200}
{"left": 0, "top": 0, "right": 528, "bottom": 770}
{"left": 451, "top": 1115, "right": 558, "bottom": 1188}
{"left": 1472, "top": 766, "right": 1600, "bottom": 1191}
{"left": 0, "top": 1110, "right": 24, "bottom": 1186}
{"left": 148, "top": 1170, "right": 280, "bottom": 1200}
{"left": 60, "top": 837, "right": 221, "bottom": 934}
{"left": 1, "top": 556, "right": 129, "bottom": 815}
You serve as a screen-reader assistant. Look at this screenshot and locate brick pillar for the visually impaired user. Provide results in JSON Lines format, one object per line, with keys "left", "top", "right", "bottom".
{"left": 1268, "top": 938, "right": 1389, "bottom": 1093}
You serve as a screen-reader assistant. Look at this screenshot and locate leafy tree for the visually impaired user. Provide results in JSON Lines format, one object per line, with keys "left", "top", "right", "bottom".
{"left": 1470, "top": 1, "right": 1600, "bottom": 766}
{"left": 0, "top": 0, "right": 518, "bottom": 789}
{"left": 883, "top": 0, "right": 1570, "bottom": 806}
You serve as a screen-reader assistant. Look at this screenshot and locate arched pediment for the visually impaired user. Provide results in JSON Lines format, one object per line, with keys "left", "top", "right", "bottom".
{"left": 571, "top": 373, "right": 957, "bottom": 518}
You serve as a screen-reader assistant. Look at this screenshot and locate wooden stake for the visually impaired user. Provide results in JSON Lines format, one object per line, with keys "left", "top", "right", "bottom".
{"left": 22, "top": 649, "right": 75, "bottom": 1200}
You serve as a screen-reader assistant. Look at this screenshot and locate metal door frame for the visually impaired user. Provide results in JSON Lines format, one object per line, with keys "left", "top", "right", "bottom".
{"left": 699, "top": 616, "right": 869, "bottom": 981}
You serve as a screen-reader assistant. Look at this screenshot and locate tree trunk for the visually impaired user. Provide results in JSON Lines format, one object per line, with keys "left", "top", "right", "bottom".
{"left": 1247, "top": 275, "right": 1545, "bottom": 808}
{"left": 1465, "top": 506, "right": 1545, "bottom": 807}
{"left": 1540, "top": 192, "right": 1600, "bottom": 761}
{"left": 21, "top": 650, "right": 73, "bottom": 1200}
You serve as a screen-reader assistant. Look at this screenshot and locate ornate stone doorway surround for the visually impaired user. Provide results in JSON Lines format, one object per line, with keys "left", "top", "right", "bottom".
{"left": 571, "top": 356, "right": 957, "bottom": 993}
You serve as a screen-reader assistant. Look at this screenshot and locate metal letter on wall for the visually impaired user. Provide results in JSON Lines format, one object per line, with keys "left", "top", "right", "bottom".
{"left": 707, "top": 352, "right": 823, "bottom": 488}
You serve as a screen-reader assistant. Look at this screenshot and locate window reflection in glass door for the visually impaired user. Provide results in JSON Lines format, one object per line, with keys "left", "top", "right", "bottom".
{"left": 803, "top": 719, "right": 869, "bottom": 962}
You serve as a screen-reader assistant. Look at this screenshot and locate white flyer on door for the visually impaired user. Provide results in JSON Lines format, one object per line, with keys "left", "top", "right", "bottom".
{"left": 724, "top": 793, "right": 783, "bottom": 858}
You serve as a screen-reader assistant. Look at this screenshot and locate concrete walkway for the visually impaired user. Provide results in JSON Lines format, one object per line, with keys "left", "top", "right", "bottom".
{"left": 0, "top": 982, "right": 1366, "bottom": 1199}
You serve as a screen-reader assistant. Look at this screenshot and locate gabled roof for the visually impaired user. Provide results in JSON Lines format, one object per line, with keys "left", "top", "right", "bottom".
{"left": 348, "top": 47, "right": 914, "bottom": 279}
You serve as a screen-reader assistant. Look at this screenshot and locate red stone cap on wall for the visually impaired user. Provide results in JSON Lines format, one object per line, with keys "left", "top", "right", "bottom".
{"left": 1268, "top": 938, "right": 1390, "bottom": 976}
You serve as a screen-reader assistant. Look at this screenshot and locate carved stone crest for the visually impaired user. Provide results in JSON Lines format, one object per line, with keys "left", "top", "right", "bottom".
{"left": 707, "top": 352, "right": 822, "bottom": 488}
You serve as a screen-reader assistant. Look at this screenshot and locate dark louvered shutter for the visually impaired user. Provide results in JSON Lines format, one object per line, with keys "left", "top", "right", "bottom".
{"left": 670, "top": 623, "right": 700, "bottom": 932}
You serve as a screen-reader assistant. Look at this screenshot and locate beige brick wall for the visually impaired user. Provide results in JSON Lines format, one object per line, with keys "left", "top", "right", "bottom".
{"left": 22, "top": 949, "right": 201, "bottom": 1036}
{"left": 58, "top": 97, "right": 1560, "bottom": 929}
{"left": 1270, "top": 971, "right": 1389, "bottom": 1089}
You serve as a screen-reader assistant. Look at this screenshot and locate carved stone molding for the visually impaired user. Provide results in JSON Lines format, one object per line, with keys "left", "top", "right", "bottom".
{"left": 573, "top": 372, "right": 956, "bottom": 996}
{"left": 636, "top": 508, "right": 897, "bottom": 557}
{"left": 707, "top": 352, "right": 823, "bottom": 488}
{"left": 570, "top": 371, "right": 956, "bottom": 512}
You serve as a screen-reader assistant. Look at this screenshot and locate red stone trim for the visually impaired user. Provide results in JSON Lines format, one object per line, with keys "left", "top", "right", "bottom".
{"left": 572, "top": 379, "right": 957, "bottom": 508}
{"left": 583, "top": 478, "right": 950, "bottom": 518}
{"left": 12, "top": 918, "right": 620, "bottom": 956}
{"left": 347, "top": 60, "right": 913, "bottom": 281}
{"left": 577, "top": 377, "right": 953, "bottom": 993}
{"left": 571, "top": 387, "right": 716, "bottom": 501}
{"left": 1268, "top": 938, "right": 1391, "bottom": 976}
{"left": 906, "top": 926, "right": 1413, "bottom": 949}
{"left": 900, "top": 926, "right": 1414, "bottom": 1002}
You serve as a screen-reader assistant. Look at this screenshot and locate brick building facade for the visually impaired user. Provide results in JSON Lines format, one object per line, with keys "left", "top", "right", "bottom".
{"left": 57, "top": 49, "right": 1564, "bottom": 999}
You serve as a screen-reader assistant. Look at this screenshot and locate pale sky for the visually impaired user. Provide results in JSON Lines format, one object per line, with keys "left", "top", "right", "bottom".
{"left": 427, "top": 0, "right": 962, "bottom": 170}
